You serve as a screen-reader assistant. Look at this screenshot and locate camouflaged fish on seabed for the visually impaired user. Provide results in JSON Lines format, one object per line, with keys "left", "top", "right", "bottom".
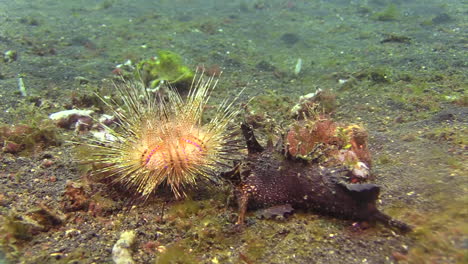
{"left": 223, "top": 120, "right": 412, "bottom": 233}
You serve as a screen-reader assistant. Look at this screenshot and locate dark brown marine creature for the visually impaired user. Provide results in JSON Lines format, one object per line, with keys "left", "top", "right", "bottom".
{"left": 223, "top": 122, "right": 412, "bottom": 232}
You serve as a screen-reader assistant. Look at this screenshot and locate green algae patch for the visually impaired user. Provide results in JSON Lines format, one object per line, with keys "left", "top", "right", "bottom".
{"left": 157, "top": 195, "right": 238, "bottom": 263}
{"left": 425, "top": 124, "right": 467, "bottom": 147}
{"left": 156, "top": 243, "right": 198, "bottom": 264}
{"left": 136, "top": 51, "right": 194, "bottom": 89}
{"left": 403, "top": 197, "right": 468, "bottom": 263}
{"left": 167, "top": 199, "right": 202, "bottom": 219}
{"left": 237, "top": 214, "right": 334, "bottom": 263}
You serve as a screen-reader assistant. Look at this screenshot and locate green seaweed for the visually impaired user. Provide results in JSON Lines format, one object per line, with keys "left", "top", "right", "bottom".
{"left": 135, "top": 50, "right": 194, "bottom": 88}
{"left": 242, "top": 234, "right": 267, "bottom": 261}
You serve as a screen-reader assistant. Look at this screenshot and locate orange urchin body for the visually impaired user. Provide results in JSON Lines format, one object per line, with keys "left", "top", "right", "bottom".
{"left": 88, "top": 75, "right": 240, "bottom": 198}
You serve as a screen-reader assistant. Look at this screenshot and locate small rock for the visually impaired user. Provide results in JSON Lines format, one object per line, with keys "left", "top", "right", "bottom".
{"left": 256, "top": 204, "right": 294, "bottom": 219}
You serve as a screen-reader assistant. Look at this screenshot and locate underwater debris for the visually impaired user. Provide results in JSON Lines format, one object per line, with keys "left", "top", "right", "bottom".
{"left": 222, "top": 121, "right": 411, "bottom": 232}
{"left": 17, "top": 77, "right": 27, "bottom": 97}
{"left": 112, "top": 230, "right": 136, "bottom": 264}
{"left": 49, "top": 109, "right": 94, "bottom": 130}
{"left": 49, "top": 106, "right": 115, "bottom": 135}
{"left": 293, "top": 58, "right": 302, "bottom": 76}
{"left": 61, "top": 181, "right": 90, "bottom": 212}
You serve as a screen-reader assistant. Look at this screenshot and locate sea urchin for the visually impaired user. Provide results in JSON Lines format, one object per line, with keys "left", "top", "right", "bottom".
{"left": 87, "top": 74, "right": 241, "bottom": 198}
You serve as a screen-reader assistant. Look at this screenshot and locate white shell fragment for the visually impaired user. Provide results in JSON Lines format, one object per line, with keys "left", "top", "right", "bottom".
{"left": 49, "top": 109, "right": 94, "bottom": 121}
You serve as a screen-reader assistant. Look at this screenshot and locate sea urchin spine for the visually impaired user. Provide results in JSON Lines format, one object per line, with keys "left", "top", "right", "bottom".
{"left": 87, "top": 74, "right": 241, "bottom": 198}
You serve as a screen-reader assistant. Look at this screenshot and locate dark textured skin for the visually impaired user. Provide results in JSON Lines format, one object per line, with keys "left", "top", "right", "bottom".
{"left": 223, "top": 123, "right": 411, "bottom": 232}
